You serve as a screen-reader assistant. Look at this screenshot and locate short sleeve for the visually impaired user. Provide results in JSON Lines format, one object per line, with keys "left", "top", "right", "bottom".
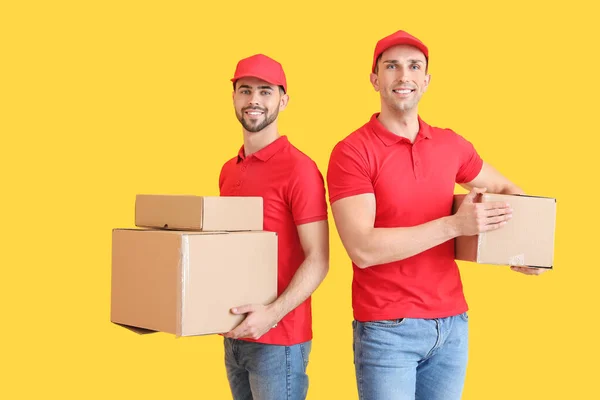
{"left": 454, "top": 133, "right": 484, "bottom": 184}
{"left": 288, "top": 159, "right": 328, "bottom": 225}
{"left": 327, "top": 141, "right": 374, "bottom": 204}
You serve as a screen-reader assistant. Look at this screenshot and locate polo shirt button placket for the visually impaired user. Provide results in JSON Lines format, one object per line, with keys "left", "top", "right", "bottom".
{"left": 241, "top": 157, "right": 251, "bottom": 173}
{"left": 232, "top": 179, "right": 241, "bottom": 195}
{"left": 236, "top": 160, "right": 247, "bottom": 193}
{"left": 412, "top": 148, "right": 421, "bottom": 180}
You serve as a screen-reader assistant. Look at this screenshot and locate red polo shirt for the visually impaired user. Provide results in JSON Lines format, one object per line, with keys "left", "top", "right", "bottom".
{"left": 327, "top": 113, "right": 483, "bottom": 321}
{"left": 219, "top": 135, "right": 328, "bottom": 345}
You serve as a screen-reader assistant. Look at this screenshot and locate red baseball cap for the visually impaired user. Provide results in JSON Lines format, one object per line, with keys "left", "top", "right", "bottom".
{"left": 231, "top": 54, "right": 287, "bottom": 93}
{"left": 372, "top": 30, "right": 429, "bottom": 73}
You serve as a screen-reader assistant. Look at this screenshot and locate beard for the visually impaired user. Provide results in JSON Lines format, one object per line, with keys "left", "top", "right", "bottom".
{"left": 236, "top": 106, "right": 280, "bottom": 133}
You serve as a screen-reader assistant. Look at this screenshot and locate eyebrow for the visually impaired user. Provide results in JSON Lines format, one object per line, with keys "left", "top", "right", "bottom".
{"left": 383, "top": 59, "right": 425, "bottom": 65}
{"left": 238, "top": 84, "right": 275, "bottom": 90}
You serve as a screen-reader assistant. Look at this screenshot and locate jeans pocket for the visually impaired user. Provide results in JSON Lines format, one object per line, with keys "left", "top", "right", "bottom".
{"left": 362, "top": 318, "right": 406, "bottom": 328}
{"left": 460, "top": 312, "right": 469, "bottom": 322}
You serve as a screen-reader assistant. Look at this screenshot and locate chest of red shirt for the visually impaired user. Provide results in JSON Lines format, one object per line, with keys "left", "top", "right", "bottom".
{"left": 221, "top": 157, "right": 296, "bottom": 230}
{"left": 370, "top": 138, "right": 461, "bottom": 228}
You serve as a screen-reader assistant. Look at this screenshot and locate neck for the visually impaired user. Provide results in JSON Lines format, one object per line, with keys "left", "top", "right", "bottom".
{"left": 378, "top": 103, "right": 420, "bottom": 143}
{"left": 243, "top": 123, "right": 280, "bottom": 156}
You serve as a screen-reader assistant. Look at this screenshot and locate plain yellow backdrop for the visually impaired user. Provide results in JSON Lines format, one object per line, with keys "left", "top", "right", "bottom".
{"left": 1, "top": 0, "right": 598, "bottom": 399}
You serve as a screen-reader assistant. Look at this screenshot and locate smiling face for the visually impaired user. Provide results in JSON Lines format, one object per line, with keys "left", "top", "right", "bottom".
{"left": 370, "top": 44, "right": 430, "bottom": 114}
{"left": 233, "top": 77, "right": 287, "bottom": 133}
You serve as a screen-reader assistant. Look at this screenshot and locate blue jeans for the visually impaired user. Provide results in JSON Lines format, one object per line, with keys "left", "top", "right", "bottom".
{"left": 224, "top": 338, "right": 311, "bottom": 400}
{"left": 353, "top": 313, "right": 469, "bottom": 400}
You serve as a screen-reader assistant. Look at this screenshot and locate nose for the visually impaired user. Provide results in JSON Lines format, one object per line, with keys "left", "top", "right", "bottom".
{"left": 248, "top": 91, "right": 261, "bottom": 106}
{"left": 395, "top": 65, "right": 410, "bottom": 81}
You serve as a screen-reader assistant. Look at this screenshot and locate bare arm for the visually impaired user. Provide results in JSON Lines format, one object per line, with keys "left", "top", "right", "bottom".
{"left": 331, "top": 191, "right": 511, "bottom": 269}
{"left": 269, "top": 220, "right": 329, "bottom": 321}
{"left": 225, "top": 220, "right": 329, "bottom": 339}
{"left": 461, "top": 161, "right": 524, "bottom": 195}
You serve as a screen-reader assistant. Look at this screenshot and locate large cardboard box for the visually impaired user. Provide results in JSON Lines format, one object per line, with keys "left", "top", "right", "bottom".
{"left": 111, "top": 229, "right": 277, "bottom": 336}
{"left": 135, "top": 194, "right": 263, "bottom": 231}
{"left": 453, "top": 193, "right": 556, "bottom": 268}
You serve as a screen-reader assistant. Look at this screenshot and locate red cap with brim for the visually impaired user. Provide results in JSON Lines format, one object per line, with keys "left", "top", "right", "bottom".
{"left": 231, "top": 54, "right": 287, "bottom": 93}
{"left": 372, "top": 30, "right": 429, "bottom": 73}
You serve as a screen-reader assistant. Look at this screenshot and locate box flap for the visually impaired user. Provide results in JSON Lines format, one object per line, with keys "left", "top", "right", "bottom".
{"left": 112, "top": 322, "right": 157, "bottom": 335}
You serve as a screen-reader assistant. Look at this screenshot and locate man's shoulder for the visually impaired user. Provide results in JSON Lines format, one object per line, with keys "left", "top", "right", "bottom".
{"left": 285, "top": 141, "right": 321, "bottom": 171}
{"left": 421, "top": 117, "right": 456, "bottom": 136}
{"left": 341, "top": 119, "right": 373, "bottom": 144}
{"left": 329, "top": 120, "right": 376, "bottom": 160}
{"left": 220, "top": 155, "right": 239, "bottom": 172}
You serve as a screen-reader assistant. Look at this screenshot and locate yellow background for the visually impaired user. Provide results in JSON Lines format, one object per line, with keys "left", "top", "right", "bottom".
{"left": 1, "top": 0, "right": 597, "bottom": 398}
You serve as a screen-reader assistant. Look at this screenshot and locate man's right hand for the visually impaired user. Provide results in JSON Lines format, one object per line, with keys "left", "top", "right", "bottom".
{"left": 451, "top": 187, "right": 512, "bottom": 236}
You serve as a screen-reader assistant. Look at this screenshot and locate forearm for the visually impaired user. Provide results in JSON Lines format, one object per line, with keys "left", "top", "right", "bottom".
{"left": 270, "top": 255, "right": 328, "bottom": 321}
{"left": 466, "top": 161, "right": 524, "bottom": 195}
{"left": 497, "top": 183, "right": 524, "bottom": 195}
{"left": 350, "top": 216, "right": 459, "bottom": 269}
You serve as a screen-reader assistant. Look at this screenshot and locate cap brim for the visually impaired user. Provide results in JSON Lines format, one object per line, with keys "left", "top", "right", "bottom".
{"left": 231, "top": 74, "right": 286, "bottom": 93}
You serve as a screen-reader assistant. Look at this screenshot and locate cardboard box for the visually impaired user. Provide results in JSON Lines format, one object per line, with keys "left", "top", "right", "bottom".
{"left": 111, "top": 229, "right": 277, "bottom": 336}
{"left": 135, "top": 194, "right": 263, "bottom": 231}
{"left": 453, "top": 193, "right": 556, "bottom": 268}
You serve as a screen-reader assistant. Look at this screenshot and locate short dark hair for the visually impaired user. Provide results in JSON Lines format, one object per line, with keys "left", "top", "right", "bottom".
{"left": 233, "top": 82, "right": 285, "bottom": 94}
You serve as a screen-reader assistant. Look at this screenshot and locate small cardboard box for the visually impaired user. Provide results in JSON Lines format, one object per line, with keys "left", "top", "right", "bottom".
{"left": 135, "top": 194, "right": 263, "bottom": 231}
{"left": 111, "top": 229, "right": 277, "bottom": 336}
{"left": 453, "top": 193, "right": 556, "bottom": 268}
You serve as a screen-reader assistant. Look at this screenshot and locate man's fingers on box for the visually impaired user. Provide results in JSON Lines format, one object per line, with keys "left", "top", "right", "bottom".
{"left": 483, "top": 201, "right": 510, "bottom": 211}
{"left": 482, "top": 221, "right": 507, "bottom": 231}
{"left": 485, "top": 215, "right": 511, "bottom": 225}
{"left": 487, "top": 207, "right": 512, "bottom": 217}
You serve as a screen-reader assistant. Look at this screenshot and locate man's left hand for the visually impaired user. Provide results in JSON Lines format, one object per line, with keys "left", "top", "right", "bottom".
{"left": 510, "top": 266, "right": 548, "bottom": 276}
{"left": 223, "top": 304, "right": 280, "bottom": 340}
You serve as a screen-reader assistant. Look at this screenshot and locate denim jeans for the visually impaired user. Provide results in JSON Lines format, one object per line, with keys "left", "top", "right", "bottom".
{"left": 353, "top": 313, "right": 469, "bottom": 400}
{"left": 224, "top": 338, "right": 312, "bottom": 400}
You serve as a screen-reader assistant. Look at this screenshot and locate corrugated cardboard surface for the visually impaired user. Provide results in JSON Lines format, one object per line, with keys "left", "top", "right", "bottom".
{"left": 181, "top": 231, "right": 277, "bottom": 336}
{"left": 111, "top": 229, "right": 181, "bottom": 334}
{"left": 453, "top": 193, "right": 556, "bottom": 268}
{"left": 111, "top": 229, "right": 277, "bottom": 336}
{"left": 202, "top": 196, "right": 263, "bottom": 231}
{"left": 135, "top": 194, "right": 204, "bottom": 230}
{"left": 134, "top": 194, "right": 263, "bottom": 231}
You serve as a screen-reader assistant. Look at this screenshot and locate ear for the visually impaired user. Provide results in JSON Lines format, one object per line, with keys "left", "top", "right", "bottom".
{"left": 279, "top": 93, "right": 290, "bottom": 111}
{"left": 422, "top": 74, "right": 431, "bottom": 92}
{"left": 370, "top": 73, "right": 380, "bottom": 92}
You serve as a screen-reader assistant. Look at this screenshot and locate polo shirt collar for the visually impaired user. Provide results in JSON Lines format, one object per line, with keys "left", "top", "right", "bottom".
{"left": 237, "top": 135, "right": 289, "bottom": 163}
{"left": 369, "top": 113, "right": 432, "bottom": 146}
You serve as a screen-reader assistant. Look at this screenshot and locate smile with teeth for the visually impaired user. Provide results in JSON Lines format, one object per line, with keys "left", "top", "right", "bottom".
{"left": 393, "top": 88, "right": 415, "bottom": 94}
{"left": 245, "top": 110, "right": 265, "bottom": 117}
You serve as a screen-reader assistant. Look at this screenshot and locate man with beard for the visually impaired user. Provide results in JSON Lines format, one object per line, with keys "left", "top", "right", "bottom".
{"left": 326, "top": 30, "right": 546, "bottom": 400}
{"left": 219, "top": 54, "right": 329, "bottom": 400}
